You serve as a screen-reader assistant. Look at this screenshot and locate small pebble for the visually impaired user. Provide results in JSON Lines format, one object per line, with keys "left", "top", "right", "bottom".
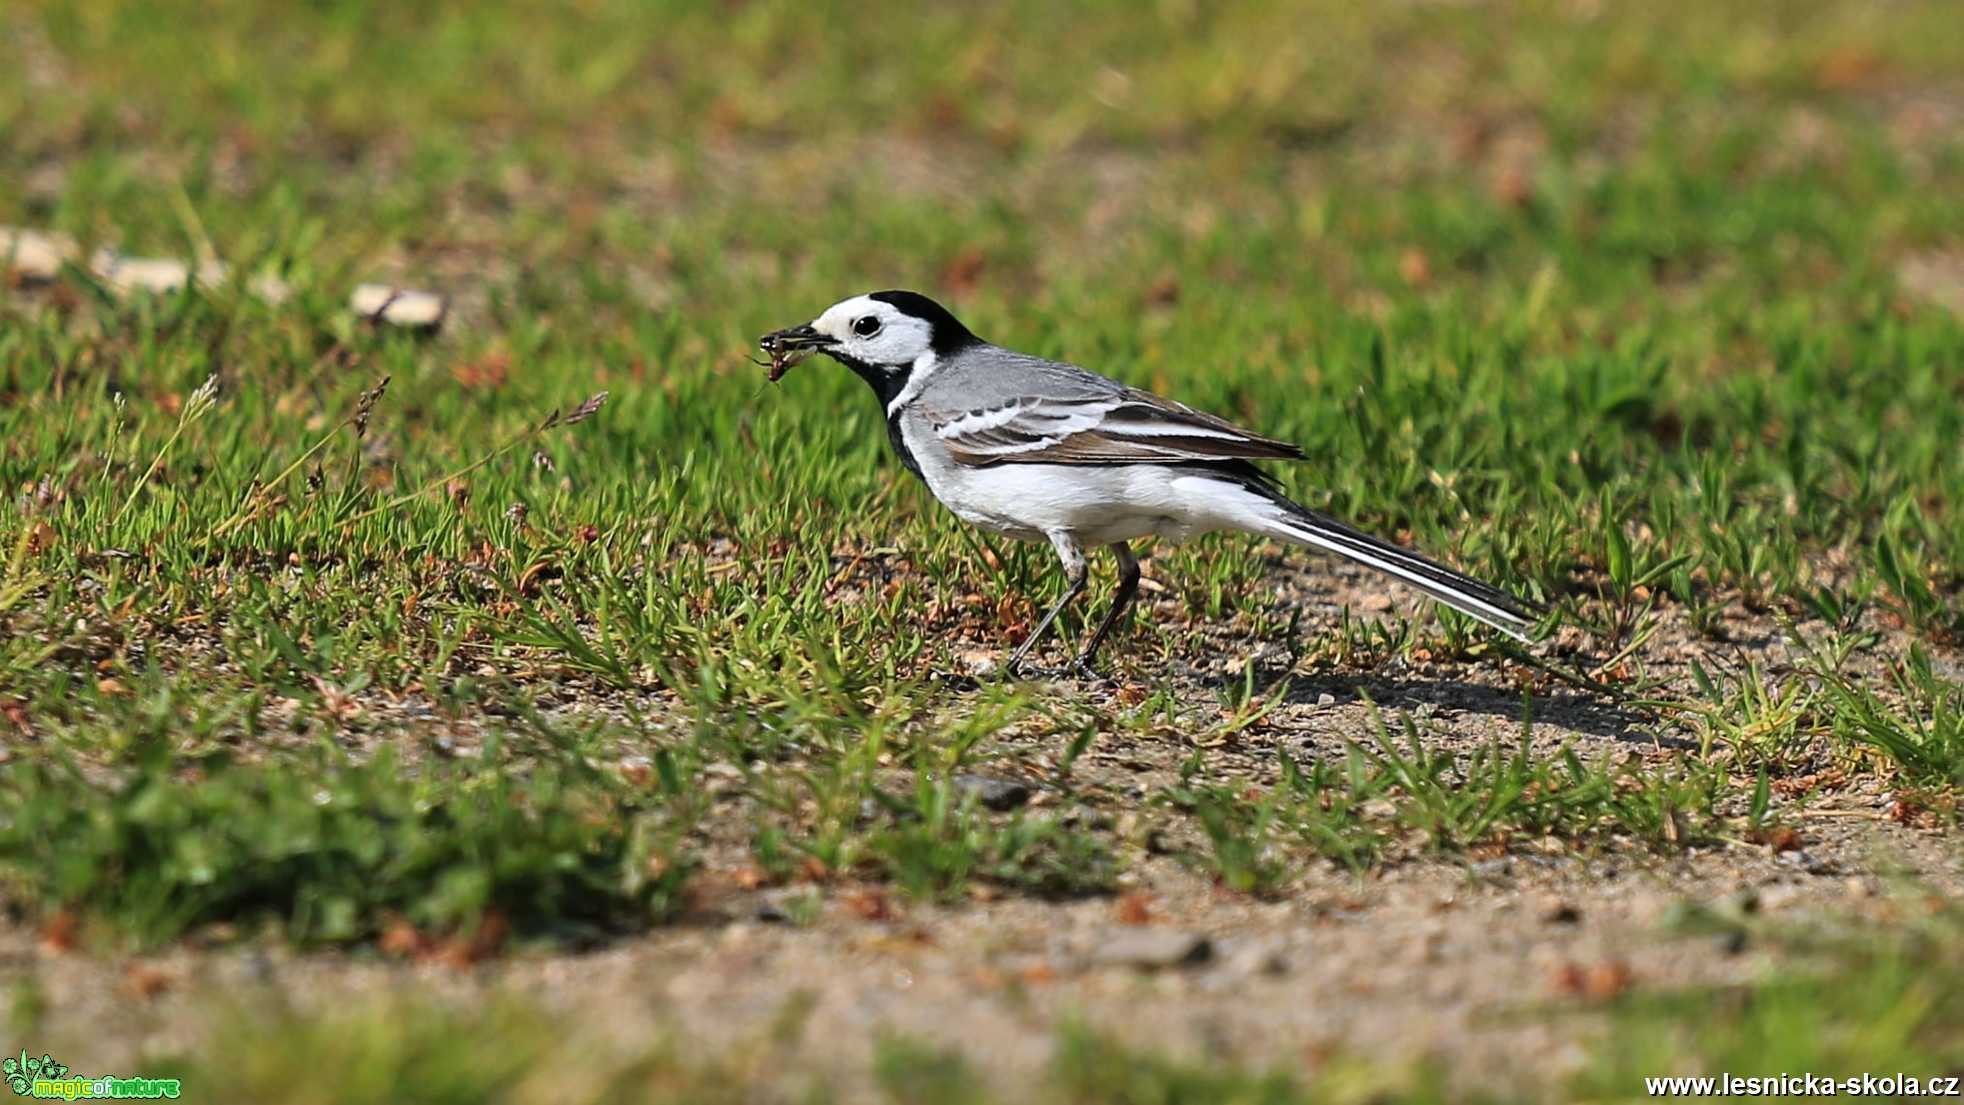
{"left": 960, "top": 650, "right": 999, "bottom": 676}
{"left": 955, "top": 773, "right": 1031, "bottom": 811}
{"left": 1539, "top": 898, "right": 1582, "bottom": 925}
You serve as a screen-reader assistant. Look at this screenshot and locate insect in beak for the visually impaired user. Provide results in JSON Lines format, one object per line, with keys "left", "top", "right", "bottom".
{"left": 756, "top": 324, "right": 833, "bottom": 382}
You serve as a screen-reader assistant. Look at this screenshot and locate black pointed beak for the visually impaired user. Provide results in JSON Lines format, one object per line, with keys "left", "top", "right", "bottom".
{"left": 757, "top": 323, "right": 836, "bottom": 381}
{"left": 759, "top": 324, "right": 834, "bottom": 353}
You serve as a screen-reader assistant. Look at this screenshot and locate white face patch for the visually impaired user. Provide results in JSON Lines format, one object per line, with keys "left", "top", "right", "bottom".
{"left": 810, "top": 295, "right": 936, "bottom": 371}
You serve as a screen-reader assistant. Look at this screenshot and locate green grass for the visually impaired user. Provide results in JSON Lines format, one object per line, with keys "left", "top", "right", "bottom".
{"left": 2, "top": 0, "right": 1964, "bottom": 1095}
{"left": 1166, "top": 714, "right": 1734, "bottom": 892}
{"left": 2, "top": 0, "right": 1961, "bottom": 925}
{"left": 2, "top": 0, "right": 1960, "bottom": 927}
{"left": 0, "top": 741, "right": 697, "bottom": 947}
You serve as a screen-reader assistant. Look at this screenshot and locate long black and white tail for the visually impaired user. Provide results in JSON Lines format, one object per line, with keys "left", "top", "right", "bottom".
{"left": 1244, "top": 485, "right": 1541, "bottom": 640}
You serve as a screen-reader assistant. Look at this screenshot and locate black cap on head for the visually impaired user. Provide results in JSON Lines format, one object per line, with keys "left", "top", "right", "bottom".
{"left": 868, "top": 290, "right": 979, "bottom": 354}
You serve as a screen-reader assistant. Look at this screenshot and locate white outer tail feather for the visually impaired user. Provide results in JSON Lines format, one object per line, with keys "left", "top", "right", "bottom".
{"left": 1240, "top": 498, "right": 1535, "bottom": 641}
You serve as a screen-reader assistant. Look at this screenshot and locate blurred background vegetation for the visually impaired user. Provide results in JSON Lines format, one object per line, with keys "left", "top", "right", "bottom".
{"left": 3, "top": 4, "right": 1964, "bottom": 1098}
{"left": 10, "top": 0, "right": 1962, "bottom": 290}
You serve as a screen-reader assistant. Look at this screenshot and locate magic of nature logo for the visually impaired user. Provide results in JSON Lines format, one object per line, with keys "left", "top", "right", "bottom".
{"left": 4, "top": 1050, "right": 181, "bottom": 1100}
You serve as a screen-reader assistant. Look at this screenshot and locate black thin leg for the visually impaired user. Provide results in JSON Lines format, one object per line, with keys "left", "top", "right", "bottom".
{"left": 1074, "top": 542, "right": 1140, "bottom": 677}
{"left": 1008, "top": 561, "right": 1088, "bottom": 676}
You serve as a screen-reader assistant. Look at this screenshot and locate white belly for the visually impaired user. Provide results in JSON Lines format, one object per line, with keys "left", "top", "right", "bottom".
{"left": 899, "top": 420, "right": 1272, "bottom": 546}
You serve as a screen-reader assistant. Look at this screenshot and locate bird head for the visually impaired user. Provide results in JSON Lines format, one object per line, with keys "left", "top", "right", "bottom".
{"left": 758, "top": 290, "right": 976, "bottom": 382}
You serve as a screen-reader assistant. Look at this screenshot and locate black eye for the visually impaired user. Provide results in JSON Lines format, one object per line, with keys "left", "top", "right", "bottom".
{"left": 852, "top": 316, "right": 882, "bottom": 337}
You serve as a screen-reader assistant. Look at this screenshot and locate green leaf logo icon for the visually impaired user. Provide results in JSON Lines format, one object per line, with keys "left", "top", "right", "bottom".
{"left": 4, "top": 1050, "right": 30, "bottom": 1096}
{"left": 3, "top": 1051, "right": 65, "bottom": 1095}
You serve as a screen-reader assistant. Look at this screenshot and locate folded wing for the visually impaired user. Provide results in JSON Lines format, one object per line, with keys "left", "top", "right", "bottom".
{"left": 930, "top": 386, "right": 1302, "bottom": 467}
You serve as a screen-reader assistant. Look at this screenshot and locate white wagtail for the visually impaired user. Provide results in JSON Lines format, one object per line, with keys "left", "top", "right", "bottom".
{"left": 760, "top": 290, "right": 1541, "bottom": 677}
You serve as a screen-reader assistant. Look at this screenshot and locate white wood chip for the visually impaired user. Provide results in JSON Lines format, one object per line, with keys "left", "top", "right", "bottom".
{"left": 1, "top": 227, "right": 79, "bottom": 280}
{"left": 350, "top": 283, "right": 447, "bottom": 329}
{"left": 2, "top": 224, "right": 424, "bottom": 325}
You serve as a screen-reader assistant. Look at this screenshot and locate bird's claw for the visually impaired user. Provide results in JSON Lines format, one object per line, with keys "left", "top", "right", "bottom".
{"left": 1006, "top": 657, "right": 1063, "bottom": 680}
{"left": 1070, "top": 657, "right": 1113, "bottom": 684}
{"left": 1006, "top": 655, "right": 1112, "bottom": 684}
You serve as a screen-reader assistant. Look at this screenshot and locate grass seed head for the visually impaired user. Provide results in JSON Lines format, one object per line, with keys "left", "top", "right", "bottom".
{"left": 352, "top": 375, "right": 391, "bottom": 438}
{"left": 564, "top": 391, "right": 608, "bottom": 425}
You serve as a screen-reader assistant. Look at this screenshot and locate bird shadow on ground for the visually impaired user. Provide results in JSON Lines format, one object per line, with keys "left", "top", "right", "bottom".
{"left": 1243, "top": 669, "right": 1696, "bottom": 750}
{"left": 921, "top": 656, "right": 1693, "bottom": 750}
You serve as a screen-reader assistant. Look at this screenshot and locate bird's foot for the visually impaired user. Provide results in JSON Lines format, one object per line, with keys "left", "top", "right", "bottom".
{"left": 1006, "top": 657, "right": 1068, "bottom": 681}
{"left": 1007, "top": 655, "right": 1113, "bottom": 685}
{"left": 1069, "top": 657, "right": 1114, "bottom": 685}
